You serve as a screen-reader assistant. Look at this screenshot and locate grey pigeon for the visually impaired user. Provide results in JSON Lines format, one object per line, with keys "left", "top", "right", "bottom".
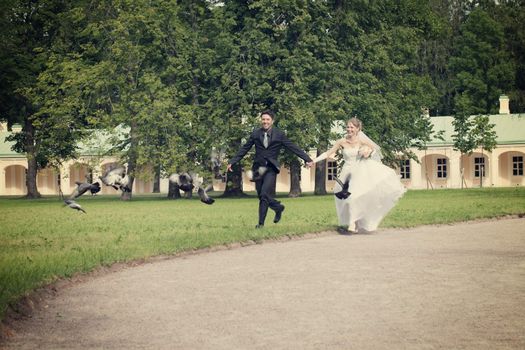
{"left": 169, "top": 173, "right": 194, "bottom": 192}
{"left": 64, "top": 199, "right": 86, "bottom": 213}
{"left": 69, "top": 181, "right": 100, "bottom": 199}
{"left": 99, "top": 167, "right": 131, "bottom": 192}
{"left": 90, "top": 182, "right": 101, "bottom": 195}
{"left": 169, "top": 172, "right": 215, "bottom": 205}
{"left": 334, "top": 175, "right": 351, "bottom": 200}
{"left": 246, "top": 166, "right": 267, "bottom": 182}
{"left": 211, "top": 149, "right": 226, "bottom": 180}
{"left": 197, "top": 185, "right": 215, "bottom": 205}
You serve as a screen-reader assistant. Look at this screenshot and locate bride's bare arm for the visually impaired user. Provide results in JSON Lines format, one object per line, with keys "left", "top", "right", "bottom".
{"left": 312, "top": 139, "right": 343, "bottom": 163}
{"left": 358, "top": 140, "right": 376, "bottom": 158}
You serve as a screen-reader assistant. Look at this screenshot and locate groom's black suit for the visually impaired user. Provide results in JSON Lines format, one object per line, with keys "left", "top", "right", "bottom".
{"left": 229, "top": 127, "right": 312, "bottom": 225}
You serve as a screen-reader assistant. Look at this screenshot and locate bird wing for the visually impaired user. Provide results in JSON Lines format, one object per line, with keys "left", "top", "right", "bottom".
{"left": 168, "top": 173, "right": 180, "bottom": 184}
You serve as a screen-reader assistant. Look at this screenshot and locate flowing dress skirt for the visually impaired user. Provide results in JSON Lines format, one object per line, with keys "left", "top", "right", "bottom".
{"left": 334, "top": 158, "right": 406, "bottom": 231}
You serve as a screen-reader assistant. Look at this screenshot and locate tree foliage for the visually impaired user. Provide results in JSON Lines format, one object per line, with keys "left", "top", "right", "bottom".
{"left": 1, "top": 0, "right": 523, "bottom": 198}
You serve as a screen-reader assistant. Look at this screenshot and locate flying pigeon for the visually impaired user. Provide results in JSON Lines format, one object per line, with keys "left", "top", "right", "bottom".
{"left": 69, "top": 181, "right": 100, "bottom": 199}
{"left": 90, "top": 182, "right": 101, "bottom": 195}
{"left": 64, "top": 199, "right": 86, "bottom": 213}
{"left": 197, "top": 184, "right": 215, "bottom": 205}
{"left": 211, "top": 149, "right": 226, "bottom": 180}
{"left": 169, "top": 172, "right": 215, "bottom": 205}
{"left": 99, "top": 167, "right": 131, "bottom": 192}
{"left": 246, "top": 166, "right": 267, "bottom": 182}
{"left": 169, "top": 172, "right": 194, "bottom": 192}
{"left": 334, "top": 175, "right": 351, "bottom": 200}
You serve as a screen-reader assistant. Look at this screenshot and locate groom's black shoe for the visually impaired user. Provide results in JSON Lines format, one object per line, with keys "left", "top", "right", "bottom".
{"left": 255, "top": 224, "right": 264, "bottom": 229}
{"left": 273, "top": 205, "right": 285, "bottom": 223}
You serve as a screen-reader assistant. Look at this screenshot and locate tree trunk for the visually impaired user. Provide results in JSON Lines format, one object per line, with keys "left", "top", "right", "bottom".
{"left": 480, "top": 148, "right": 484, "bottom": 188}
{"left": 25, "top": 155, "right": 40, "bottom": 198}
{"left": 153, "top": 164, "right": 161, "bottom": 193}
{"left": 222, "top": 163, "right": 245, "bottom": 197}
{"left": 460, "top": 153, "right": 464, "bottom": 189}
{"left": 314, "top": 147, "right": 327, "bottom": 195}
{"left": 24, "top": 119, "right": 41, "bottom": 198}
{"left": 288, "top": 160, "right": 302, "bottom": 197}
{"left": 56, "top": 171, "right": 64, "bottom": 200}
{"left": 121, "top": 121, "right": 138, "bottom": 201}
{"left": 167, "top": 181, "right": 181, "bottom": 199}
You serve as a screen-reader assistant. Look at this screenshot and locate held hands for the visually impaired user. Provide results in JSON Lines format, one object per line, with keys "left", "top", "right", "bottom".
{"left": 226, "top": 164, "right": 233, "bottom": 172}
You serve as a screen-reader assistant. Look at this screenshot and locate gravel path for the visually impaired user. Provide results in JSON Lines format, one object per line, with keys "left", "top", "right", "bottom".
{"left": 3, "top": 218, "right": 525, "bottom": 349}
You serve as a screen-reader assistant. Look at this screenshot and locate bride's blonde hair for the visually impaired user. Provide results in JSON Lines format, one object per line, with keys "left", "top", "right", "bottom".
{"left": 348, "top": 117, "right": 362, "bottom": 130}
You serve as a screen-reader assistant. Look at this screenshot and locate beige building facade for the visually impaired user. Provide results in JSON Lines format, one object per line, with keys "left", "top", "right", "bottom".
{"left": 1, "top": 97, "right": 524, "bottom": 196}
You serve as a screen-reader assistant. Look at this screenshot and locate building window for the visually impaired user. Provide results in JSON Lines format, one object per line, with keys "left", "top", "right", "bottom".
{"left": 513, "top": 156, "right": 524, "bottom": 176}
{"left": 436, "top": 158, "right": 447, "bottom": 178}
{"left": 399, "top": 159, "right": 410, "bottom": 179}
{"left": 474, "top": 157, "right": 485, "bottom": 178}
{"left": 327, "top": 161, "right": 337, "bottom": 181}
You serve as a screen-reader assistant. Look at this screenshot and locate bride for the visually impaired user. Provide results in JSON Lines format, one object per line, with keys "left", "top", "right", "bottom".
{"left": 312, "top": 117, "right": 406, "bottom": 233}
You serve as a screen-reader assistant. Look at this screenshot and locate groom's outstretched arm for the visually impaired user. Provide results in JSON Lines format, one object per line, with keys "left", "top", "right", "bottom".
{"left": 281, "top": 132, "right": 313, "bottom": 165}
{"left": 227, "top": 132, "right": 255, "bottom": 171}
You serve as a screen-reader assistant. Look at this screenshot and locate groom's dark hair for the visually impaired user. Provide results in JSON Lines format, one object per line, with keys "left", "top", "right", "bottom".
{"left": 260, "top": 109, "right": 275, "bottom": 120}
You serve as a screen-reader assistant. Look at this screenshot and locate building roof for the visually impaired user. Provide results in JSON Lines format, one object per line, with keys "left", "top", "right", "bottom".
{"left": 0, "top": 132, "right": 17, "bottom": 157}
{"left": 428, "top": 113, "right": 525, "bottom": 146}
{"left": 1, "top": 115, "right": 524, "bottom": 159}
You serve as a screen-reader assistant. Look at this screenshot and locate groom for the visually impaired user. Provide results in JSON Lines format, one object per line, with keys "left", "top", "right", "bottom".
{"left": 227, "top": 110, "right": 313, "bottom": 228}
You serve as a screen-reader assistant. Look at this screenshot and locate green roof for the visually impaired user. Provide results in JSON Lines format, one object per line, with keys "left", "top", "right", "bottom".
{"left": 428, "top": 113, "right": 525, "bottom": 146}
{"left": 1, "top": 116, "right": 524, "bottom": 159}
{"left": 0, "top": 132, "right": 18, "bottom": 157}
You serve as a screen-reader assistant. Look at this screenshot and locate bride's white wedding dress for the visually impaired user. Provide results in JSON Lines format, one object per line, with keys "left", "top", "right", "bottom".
{"left": 335, "top": 147, "right": 406, "bottom": 231}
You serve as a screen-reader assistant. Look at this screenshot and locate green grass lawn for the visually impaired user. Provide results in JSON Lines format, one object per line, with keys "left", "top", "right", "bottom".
{"left": 1, "top": 187, "right": 524, "bottom": 319}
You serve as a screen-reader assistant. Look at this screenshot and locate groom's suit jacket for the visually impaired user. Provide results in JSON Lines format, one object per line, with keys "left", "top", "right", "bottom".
{"left": 229, "top": 127, "right": 312, "bottom": 174}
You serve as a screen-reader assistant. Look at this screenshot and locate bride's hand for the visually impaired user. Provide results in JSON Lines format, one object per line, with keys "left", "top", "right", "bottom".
{"left": 358, "top": 146, "right": 372, "bottom": 158}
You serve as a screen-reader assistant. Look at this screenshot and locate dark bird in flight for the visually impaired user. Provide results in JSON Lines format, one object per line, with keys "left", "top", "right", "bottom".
{"left": 169, "top": 172, "right": 215, "bottom": 205}
{"left": 69, "top": 181, "right": 100, "bottom": 199}
{"left": 198, "top": 185, "right": 215, "bottom": 205}
{"left": 334, "top": 176, "right": 351, "bottom": 200}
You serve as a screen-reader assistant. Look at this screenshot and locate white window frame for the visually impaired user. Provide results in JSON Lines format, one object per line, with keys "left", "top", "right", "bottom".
{"left": 473, "top": 157, "right": 486, "bottom": 178}
{"left": 327, "top": 160, "right": 338, "bottom": 181}
{"left": 399, "top": 159, "right": 410, "bottom": 180}
{"left": 512, "top": 155, "right": 524, "bottom": 176}
{"left": 436, "top": 157, "right": 447, "bottom": 179}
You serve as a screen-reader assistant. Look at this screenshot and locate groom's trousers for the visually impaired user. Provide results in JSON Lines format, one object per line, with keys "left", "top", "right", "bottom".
{"left": 255, "top": 168, "right": 282, "bottom": 225}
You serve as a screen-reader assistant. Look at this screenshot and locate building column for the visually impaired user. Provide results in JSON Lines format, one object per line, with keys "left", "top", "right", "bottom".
{"left": 0, "top": 165, "right": 5, "bottom": 195}
{"left": 60, "top": 162, "right": 70, "bottom": 195}
{"left": 411, "top": 157, "right": 423, "bottom": 189}
{"left": 490, "top": 151, "right": 499, "bottom": 187}
{"left": 301, "top": 166, "right": 315, "bottom": 192}
{"left": 449, "top": 153, "right": 461, "bottom": 189}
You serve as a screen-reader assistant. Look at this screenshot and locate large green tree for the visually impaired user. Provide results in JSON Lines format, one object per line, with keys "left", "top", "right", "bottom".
{"left": 330, "top": 0, "right": 439, "bottom": 165}
{"left": 491, "top": 0, "right": 525, "bottom": 112}
{"left": 449, "top": 7, "right": 514, "bottom": 116}
{"left": 0, "top": 0, "right": 86, "bottom": 198}
{"left": 58, "top": 0, "right": 199, "bottom": 200}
